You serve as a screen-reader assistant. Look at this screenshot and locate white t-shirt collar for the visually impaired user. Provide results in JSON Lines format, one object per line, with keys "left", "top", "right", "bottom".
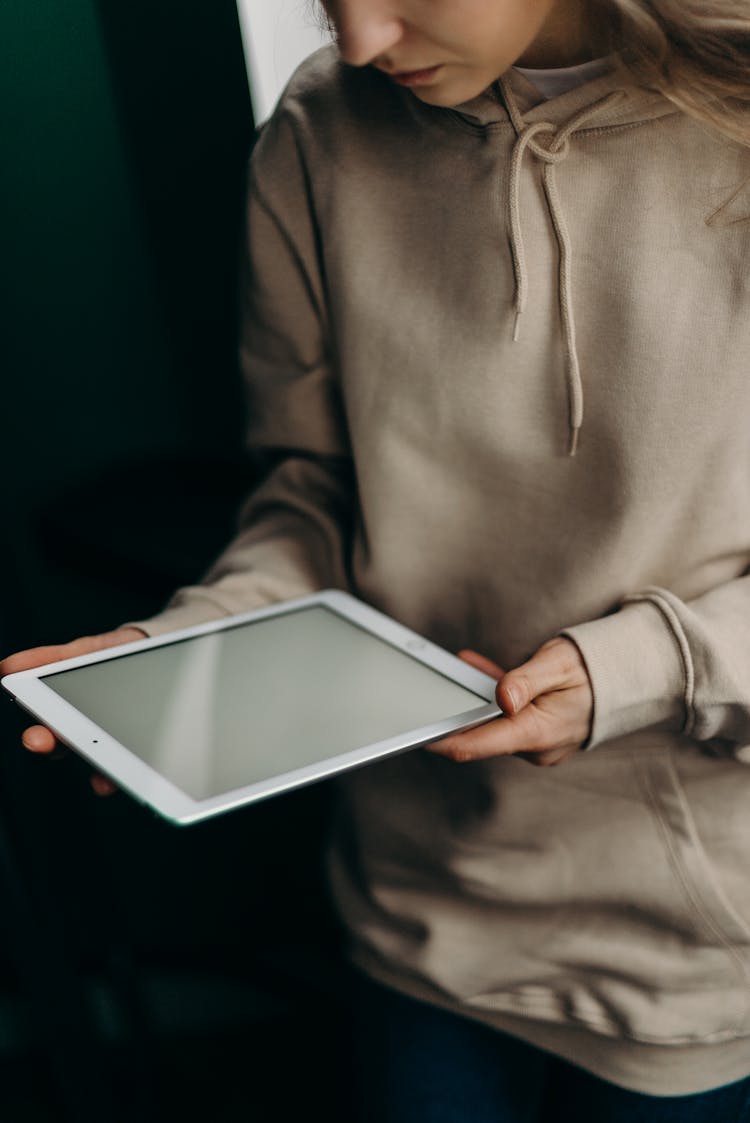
{"left": 512, "top": 56, "right": 613, "bottom": 101}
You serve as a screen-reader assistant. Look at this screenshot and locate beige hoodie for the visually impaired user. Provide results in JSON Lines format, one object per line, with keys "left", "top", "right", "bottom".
{"left": 123, "top": 46, "right": 750, "bottom": 1094}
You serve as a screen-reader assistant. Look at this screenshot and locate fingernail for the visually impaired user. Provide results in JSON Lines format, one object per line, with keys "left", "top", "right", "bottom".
{"left": 506, "top": 685, "right": 520, "bottom": 712}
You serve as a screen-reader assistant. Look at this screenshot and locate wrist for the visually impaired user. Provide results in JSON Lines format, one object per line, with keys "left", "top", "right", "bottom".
{"left": 558, "top": 600, "right": 686, "bottom": 750}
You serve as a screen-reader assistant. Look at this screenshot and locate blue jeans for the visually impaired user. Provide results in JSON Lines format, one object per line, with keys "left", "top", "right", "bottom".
{"left": 348, "top": 969, "right": 750, "bottom": 1122}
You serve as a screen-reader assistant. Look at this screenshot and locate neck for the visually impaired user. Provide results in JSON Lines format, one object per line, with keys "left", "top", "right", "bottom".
{"left": 516, "top": 0, "right": 612, "bottom": 69}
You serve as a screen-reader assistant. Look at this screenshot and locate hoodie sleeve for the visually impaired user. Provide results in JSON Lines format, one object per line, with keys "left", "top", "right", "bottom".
{"left": 557, "top": 573, "right": 750, "bottom": 761}
{"left": 119, "top": 107, "right": 355, "bottom": 639}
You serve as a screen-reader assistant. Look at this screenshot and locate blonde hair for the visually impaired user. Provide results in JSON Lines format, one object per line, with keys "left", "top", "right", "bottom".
{"left": 604, "top": 0, "right": 750, "bottom": 148}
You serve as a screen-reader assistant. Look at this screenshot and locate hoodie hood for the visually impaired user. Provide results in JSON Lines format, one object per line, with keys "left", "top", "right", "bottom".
{"left": 424, "top": 61, "right": 681, "bottom": 454}
{"left": 447, "top": 55, "right": 675, "bottom": 127}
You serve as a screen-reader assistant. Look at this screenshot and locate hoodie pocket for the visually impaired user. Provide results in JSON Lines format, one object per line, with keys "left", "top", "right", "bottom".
{"left": 541, "top": 745, "right": 750, "bottom": 1043}
{"left": 460, "top": 744, "right": 750, "bottom": 1044}
{"left": 333, "top": 744, "right": 750, "bottom": 1043}
{"left": 634, "top": 747, "right": 750, "bottom": 954}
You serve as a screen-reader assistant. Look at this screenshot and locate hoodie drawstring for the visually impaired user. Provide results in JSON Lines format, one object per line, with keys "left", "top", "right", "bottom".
{"left": 497, "top": 76, "right": 627, "bottom": 456}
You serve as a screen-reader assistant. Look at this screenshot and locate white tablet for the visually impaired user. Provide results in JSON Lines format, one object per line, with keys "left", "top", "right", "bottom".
{"left": 2, "top": 590, "right": 501, "bottom": 825}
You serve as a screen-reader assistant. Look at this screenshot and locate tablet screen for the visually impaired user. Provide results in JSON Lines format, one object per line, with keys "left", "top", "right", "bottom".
{"left": 40, "top": 605, "right": 485, "bottom": 800}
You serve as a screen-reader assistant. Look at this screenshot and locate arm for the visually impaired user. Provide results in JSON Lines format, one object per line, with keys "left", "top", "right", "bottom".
{"left": 121, "top": 108, "right": 355, "bottom": 638}
{"left": 6, "top": 94, "right": 355, "bottom": 780}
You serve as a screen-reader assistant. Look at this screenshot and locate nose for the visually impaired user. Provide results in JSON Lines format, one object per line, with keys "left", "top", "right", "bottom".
{"left": 333, "top": 1, "right": 403, "bottom": 68}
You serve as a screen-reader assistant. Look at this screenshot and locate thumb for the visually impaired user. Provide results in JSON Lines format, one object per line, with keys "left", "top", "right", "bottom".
{"left": 499, "top": 639, "right": 575, "bottom": 715}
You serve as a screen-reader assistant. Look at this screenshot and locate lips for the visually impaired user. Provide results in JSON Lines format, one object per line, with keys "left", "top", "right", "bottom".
{"left": 386, "top": 65, "right": 443, "bottom": 86}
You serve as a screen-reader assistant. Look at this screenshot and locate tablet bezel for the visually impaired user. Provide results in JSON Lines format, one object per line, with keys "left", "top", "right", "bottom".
{"left": 1, "top": 590, "right": 502, "bottom": 826}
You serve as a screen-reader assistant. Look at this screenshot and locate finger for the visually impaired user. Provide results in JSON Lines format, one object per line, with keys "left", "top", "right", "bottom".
{"left": 21, "top": 725, "right": 58, "bottom": 754}
{"left": 426, "top": 704, "right": 555, "bottom": 763}
{"left": 457, "top": 649, "right": 505, "bottom": 680}
{"left": 499, "top": 638, "right": 585, "bottom": 715}
{"left": 91, "top": 773, "right": 117, "bottom": 797}
{"left": 517, "top": 745, "right": 579, "bottom": 768}
{"left": 0, "top": 631, "right": 132, "bottom": 676}
{"left": 2, "top": 648, "right": 54, "bottom": 675}
{"left": 1, "top": 639, "right": 88, "bottom": 676}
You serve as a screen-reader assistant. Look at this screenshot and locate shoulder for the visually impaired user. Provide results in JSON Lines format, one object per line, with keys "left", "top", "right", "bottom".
{"left": 277, "top": 43, "right": 345, "bottom": 108}
{"left": 278, "top": 43, "right": 400, "bottom": 120}
{"left": 254, "top": 44, "right": 417, "bottom": 160}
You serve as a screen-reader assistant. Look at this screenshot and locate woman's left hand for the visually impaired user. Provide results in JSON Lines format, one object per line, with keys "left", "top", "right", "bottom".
{"left": 425, "top": 637, "right": 593, "bottom": 767}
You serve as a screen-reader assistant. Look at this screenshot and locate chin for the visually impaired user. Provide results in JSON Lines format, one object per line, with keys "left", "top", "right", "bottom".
{"left": 412, "top": 78, "right": 493, "bottom": 108}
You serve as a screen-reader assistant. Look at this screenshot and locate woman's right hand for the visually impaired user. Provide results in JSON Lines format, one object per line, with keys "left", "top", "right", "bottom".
{"left": 0, "top": 627, "right": 148, "bottom": 795}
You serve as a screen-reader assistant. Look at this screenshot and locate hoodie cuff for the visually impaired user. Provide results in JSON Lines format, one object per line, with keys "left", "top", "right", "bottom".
{"left": 557, "top": 599, "right": 687, "bottom": 750}
{"left": 118, "top": 590, "right": 238, "bottom": 639}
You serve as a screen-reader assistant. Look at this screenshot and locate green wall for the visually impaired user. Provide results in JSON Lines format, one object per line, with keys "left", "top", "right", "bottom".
{"left": 0, "top": 15, "right": 347, "bottom": 1115}
{"left": 1, "top": 0, "right": 253, "bottom": 506}
{"left": 1, "top": 0, "right": 255, "bottom": 639}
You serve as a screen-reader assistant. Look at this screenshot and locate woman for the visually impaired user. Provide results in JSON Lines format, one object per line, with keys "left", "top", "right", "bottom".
{"left": 5, "top": 1, "right": 750, "bottom": 1117}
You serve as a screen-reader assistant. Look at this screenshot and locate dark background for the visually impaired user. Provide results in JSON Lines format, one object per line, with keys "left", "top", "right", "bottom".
{"left": 1, "top": 2, "right": 352, "bottom": 1118}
